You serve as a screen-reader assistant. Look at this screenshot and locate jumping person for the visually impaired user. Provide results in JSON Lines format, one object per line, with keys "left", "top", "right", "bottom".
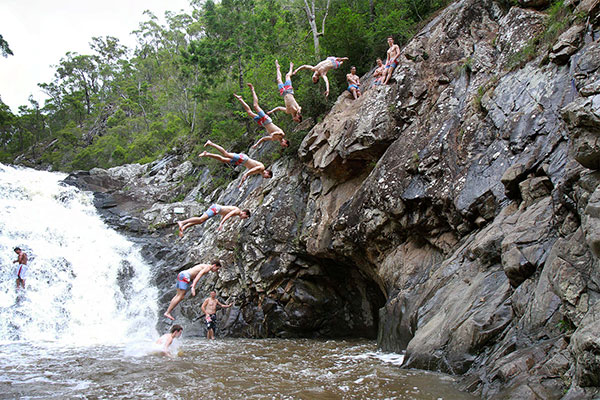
{"left": 234, "top": 83, "right": 289, "bottom": 149}
{"left": 372, "top": 58, "right": 385, "bottom": 87}
{"left": 293, "top": 56, "right": 349, "bottom": 97}
{"left": 12, "top": 247, "right": 28, "bottom": 290}
{"left": 346, "top": 66, "right": 361, "bottom": 99}
{"left": 163, "top": 261, "right": 223, "bottom": 320}
{"left": 177, "top": 205, "right": 250, "bottom": 237}
{"left": 201, "top": 291, "right": 232, "bottom": 340}
{"left": 383, "top": 36, "right": 401, "bottom": 85}
{"left": 156, "top": 324, "right": 183, "bottom": 357}
{"left": 267, "top": 60, "right": 302, "bottom": 123}
{"left": 200, "top": 140, "right": 272, "bottom": 187}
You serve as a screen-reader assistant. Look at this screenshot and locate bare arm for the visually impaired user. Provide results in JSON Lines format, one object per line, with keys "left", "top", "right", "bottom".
{"left": 190, "top": 265, "right": 210, "bottom": 296}
{"left": 293, "top": 65, "right": 315, "bottom": 75}
{"left": 239, "top": 166, "right": 263, "bottom": 187}
{"left": 218, "top": 210, "right": 240, "bottom": 230}
{"left": 322, "top": 75, "right": 330, "bottom": 97}
{"left": 252, "top": 136, "right": 273, "bottom": 149}
{"left": 201, "top": 298, "right": 209, "bottom": 315}
{"left": 267, "top": 106, "right": 286, "bottom": 115}
{"left": 217, "top": 300, "right": 232, "bottom": 308}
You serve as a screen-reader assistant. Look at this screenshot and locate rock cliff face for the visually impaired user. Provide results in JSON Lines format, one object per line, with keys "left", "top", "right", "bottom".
{"left": 64, "top": 0, "right": 600, "bottom": 397}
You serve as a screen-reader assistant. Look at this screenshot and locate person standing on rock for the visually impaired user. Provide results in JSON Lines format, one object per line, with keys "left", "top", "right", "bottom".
{"left": 177, "top": 205, "right": 250, "bottom": 237}
{"left": 346, "top": 66, "right": 361, "bottom": 99}
{"left": 293, "top": 56, "right": 349, "bottom": 97}
{"left": 163, "top": 261, "right": 223, "bottom": 320}
{"left": 267, "top": 60, "right": 302, "bottom": 123}
{"left": 201, "top": 291, "right": 232, "bottom": 340}
{"left": 234, "top": 83, "right": 290, "bottom": 149}
{"left": 12, "top": 247, "right": 28, "bottom": 290}
{"left": 372, "top": 58, "right": 385, "bottom": 88}
{"left": 383, "top": 36, "right": 401, "bottom": 85}
{"left": 155, "top": 324, "right": 183, "bottom": 357}
{"left": 199, "top": 140, "right": 272, "bottom": 187}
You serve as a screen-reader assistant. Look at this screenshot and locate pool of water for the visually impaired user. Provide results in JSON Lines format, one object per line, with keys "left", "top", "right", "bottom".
{"left": 0, "top": 338, "right": 476, "bottom": 399}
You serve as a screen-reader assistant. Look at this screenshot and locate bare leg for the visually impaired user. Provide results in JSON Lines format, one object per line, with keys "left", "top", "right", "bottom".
{"left": 234, "top": 93, "right": 257, "bottom": 118}
{"left": 204, "top": 140, "right": 233, "bottom": 158}
{"left": 350, "top": 88, "right": 358, "bottom": 100}
{"left": 164, "top": 289, "right": 186, "bottom": 320}
{"left": 275, "top": 60, "right": 283, "bottom": 85}
{"left": 247, "top": 83, "right": 262, "bottom": 113}
{"left": 199, "top": 152, "right": 230, "bottom": 164}
{"left": 286, "top": 62, "right": 294, "bottom": 82}
{"left": 208, "top": 328, "right": 215, "bottom": 340}
{"left": 177, "top": 215, "right": 209, "bottom": 236}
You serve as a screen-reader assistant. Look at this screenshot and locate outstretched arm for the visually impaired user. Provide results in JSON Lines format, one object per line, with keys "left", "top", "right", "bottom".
{"left": 293, "top": 65, "right": 315, "bottom": 75}
{"left": 218, "top": 210, "right": 240, "bottom": 230}
{"left": 239, "top": 166, "right": 263, "bottom": 187}
{"left": 218, "top": 300, "right": 232, "bottom": 308}
{"left": 252, "top": 136, "right": 273, "bottom": 149}
{"left": 267, "top": 106, "right": 286, "bottom": 115}
{"left": 322, "top": 75, "right": 330, "bottom": 97}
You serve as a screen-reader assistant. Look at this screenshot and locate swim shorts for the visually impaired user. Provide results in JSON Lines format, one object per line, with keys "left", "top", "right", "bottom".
{"left": 205, "top": 313, "right": 217, "bottom": 331}
{"left": 229, "top": 153, "right": 248, "bottom": 167}
{"left": 278, "top": 80, "right": 294, "bottom": 96}
{"left": 253, "top": 110, "right": 273, "bottom": 127}
{"left": 204, "top": 204, "right": 222, "bottom": 218}
{"left": 176, "top": 271, "right": 191, "bottom": 291}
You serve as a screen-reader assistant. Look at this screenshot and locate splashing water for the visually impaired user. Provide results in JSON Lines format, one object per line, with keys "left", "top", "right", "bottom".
{"left": 0, "top": 164, "right": 158, "bottom": 345}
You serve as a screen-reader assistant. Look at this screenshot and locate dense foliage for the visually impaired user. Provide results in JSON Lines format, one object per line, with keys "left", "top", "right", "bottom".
{"left": 0, "top": 0, "right": 448, "bottom": 171}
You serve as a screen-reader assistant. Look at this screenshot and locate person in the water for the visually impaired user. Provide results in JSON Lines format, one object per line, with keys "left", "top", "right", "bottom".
{"left": 176, "top": 205, "right": 250, "bottom": 237}
{"left": 156, "top": 324, "right": 183, "bottom": 357}
{"left": 199, "top": 140, "right": 273, "bottom": 187}
{"left": 201, "top": 291, "right": 232, "bottom": 340}
{"left": 12, "top": 247, "right": 28, "bottom": 290}
{"left": 267, "top": 60, "right": 302, "bottom": 123}
{"left": 163, "top": 262, "right": 222, "bottom": 321}
{"left": 234, "top": 83, "right": 290, "bottom": 149}
{"left": 293, "top": 56, "right": 349, "bottom": 97}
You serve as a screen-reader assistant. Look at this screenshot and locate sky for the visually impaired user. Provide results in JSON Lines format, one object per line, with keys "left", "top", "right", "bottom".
{"left": 0, "top": 0, "right": 192, "bottom": 112}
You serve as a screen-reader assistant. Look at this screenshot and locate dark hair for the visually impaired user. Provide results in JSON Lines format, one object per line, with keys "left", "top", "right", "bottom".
{"left": 297, "top": 113, "right": 303, "bottom": 122}
{"left": 376, "top": 58, "right": 382, "bottom": 62}
{"left": 212, "top": 260, "right": 222, "bottom": 268}
{"left": 281, "top": 138, "right": 290, "bottom": 147}
{"left": 14, "top": 247, "right": 21, "bottom": 252}
{"left": 388, "top": 35, "right": 394, "bottom": 40}
{"left": 264, "top": 169, "right": 273, "bottom": 178}
{"left": 242, "top": 209, "right": 251, "bottom": 218}
{"left": 171, "top": 324, "right": 183, "bottom": 333}
{"left": 351, "top": 66, "right": 356, "bottom": 70}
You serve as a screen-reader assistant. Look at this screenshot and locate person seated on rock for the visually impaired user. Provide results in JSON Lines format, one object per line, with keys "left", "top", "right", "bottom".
{"left": 155, "top": 324, "right": 183, "bottom": 356}
{"left": 177, "top": 205, "right": 250, "bottom": 237}
{"left": 383, "top": 36, "right": 401, "bottom": 85}
{"left": 267, "top": 60, "right": 302, "bottom": 123}
{"left": 201, "top": 291, "right": 232, "bottom": 340}
{"left": 200, "top": 140, "right": 272, "bottom": 187}
{"left": 346, "top": 66, "right": 361, "bottom": 99}
{"left": 372, "top": 58, "right": 385, "bottom": 87}
{"left": 163, "top": 261, "right": 222, "bottom": 320}
{"left": 293, "top": 56, "right": 349, "bottom": 97}
{"left": 234, "top": 83, "right": 289, "bottom": 149}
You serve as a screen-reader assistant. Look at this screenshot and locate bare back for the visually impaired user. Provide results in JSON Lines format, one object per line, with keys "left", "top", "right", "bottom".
{"left": 217, "top": 205, "right": 240, "bottom": 217}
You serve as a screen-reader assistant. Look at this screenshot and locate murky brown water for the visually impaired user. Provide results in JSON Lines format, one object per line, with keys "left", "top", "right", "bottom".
{"left": 0, "top": 338, "right": 476, "bottom": 399}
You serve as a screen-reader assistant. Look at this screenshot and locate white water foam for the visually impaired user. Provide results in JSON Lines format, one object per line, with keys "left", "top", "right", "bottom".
{"left": 0, "top": 164, "right": 158, "bottom": 345}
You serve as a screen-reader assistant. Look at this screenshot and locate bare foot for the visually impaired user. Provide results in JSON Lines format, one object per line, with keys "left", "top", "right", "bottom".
{"left": 177, "top": 221, "right": 184, "bottom": 238}
{"left": 247, "top": 83, "right": 254, "bottom": 90}
{"left": 199, "top": 151, "right": 207, "bottom": 157}
{"left": 275, "top": 59, "right": 279, "bottom": 68}
{"left": 164, "top": 312, "right": 175, "bottom": 321}
{"left": 204, "top": 140, "right": 212, "bottom": 147}
{"left": 233, "top": 93, "right": 242, "bottom": 100}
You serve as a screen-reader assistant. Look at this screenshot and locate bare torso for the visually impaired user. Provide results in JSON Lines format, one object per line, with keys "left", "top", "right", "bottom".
{"left": 387, "top": 44, "right": 401, "bottom": 63}
{"left": 184, "top": 264, "right": 211, "bottom": 280}
{"left": 283, "top": 94, "right": 300, "bottom": 115}
{"left": 204, "top": 297, "right": 219, "bottom": 314}
{"left": 243, "top": 158, "right": 264, "bottom": 171}
{"left": 347, "top": 73, "right": 360, "bottom": 86}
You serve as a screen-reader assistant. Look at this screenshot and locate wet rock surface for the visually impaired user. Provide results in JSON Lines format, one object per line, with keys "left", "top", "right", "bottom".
{"left": 64, "top": 0, "right": 600, "bottom": 398}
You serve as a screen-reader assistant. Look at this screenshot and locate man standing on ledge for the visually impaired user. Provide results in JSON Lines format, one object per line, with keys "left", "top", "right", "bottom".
{"left": 13, "top": 247, "right": 28, "bottom": 290}
{"left": 201, "top": 291, "right": 232, "bottom": 340}
{"left": 163, "top": 261, "right": 222, "bottom": 321}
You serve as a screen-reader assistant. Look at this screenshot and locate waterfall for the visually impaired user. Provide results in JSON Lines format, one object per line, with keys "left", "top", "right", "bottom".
{"left": 0, "top": 164, "right": 158, "bottom": 345}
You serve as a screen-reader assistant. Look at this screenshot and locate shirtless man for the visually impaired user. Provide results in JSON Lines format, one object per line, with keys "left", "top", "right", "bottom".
{"left": 346, "top": 66, "right": 361, "bottom": 99}
{"left": 234, "top": 83, "right": 289, "bottom": 149}
{"left": 267, "top": 60, "right": 302, "bottom": 123}
{"left": 163, "top": 261, "right": 222, "bottom": 320}
{"left": 177, "top": 204, "right": 250, "bottom": 237}
{"left": 383, "top": 36, "right": 401, "bottom": 85}
{"left": 12, "top": 247, "right": 28, "bottom": 290}
{"left": 156, "top": 324, "right": 183, "bottom": 357}
{"left": 200, "top": 140, "right": 272, "bottom": 187}
{"left": 372, "top": 58, "right": 385, "bottom": 87}
{"left": 201, "top": 291, "right": 232, "bottom": 340}
{"left": 294, "top": 56, "right": 349, "bottom": 97}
